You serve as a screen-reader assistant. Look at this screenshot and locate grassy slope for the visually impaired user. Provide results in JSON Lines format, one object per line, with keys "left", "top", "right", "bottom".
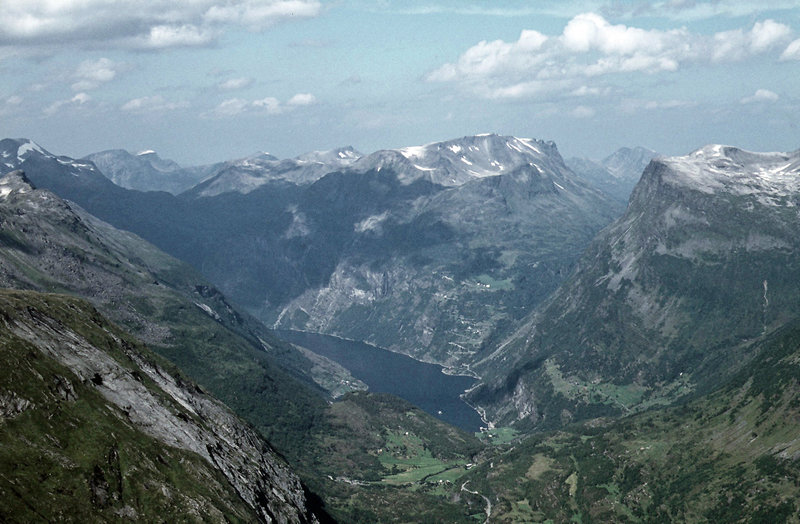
{"left": 0, "top": 290, "right": 258, "bottom": 522}
{"left": 299, "top": 392, "right": 487, "bottom": 523}
{"left": 460, "top": 319, "right": 800, "bottom": 522}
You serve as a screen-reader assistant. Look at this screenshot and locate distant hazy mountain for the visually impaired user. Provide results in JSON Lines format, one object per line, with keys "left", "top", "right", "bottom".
{"left": 567, "top": 146, "right": 657, "bottom": 203}
{"left": 84, "top": 148, "right": 219, "bottom": 194}
{"left": 0, "top": 288, "right": 321, "bottom": 523}
{"left": 352, "top": 134, "right": 568, "bottom": 186}
{"left": 187, "top": 146, "right": 362, "bottom": 197}
{"left": 469, "top": 145, "right": 800, "bottom": 428}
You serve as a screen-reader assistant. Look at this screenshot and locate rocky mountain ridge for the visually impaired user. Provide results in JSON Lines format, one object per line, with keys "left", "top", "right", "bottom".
{"left": 0, "top": 289, "right": 321, "bottom": 522}
{"left": 468, "top": 144, "right": 800, "bottom": 427}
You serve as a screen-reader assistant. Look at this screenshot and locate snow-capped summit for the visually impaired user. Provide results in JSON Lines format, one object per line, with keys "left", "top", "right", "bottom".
{"left": 187, "top": 134, "right": 570, "bottom": 196}
{"left": 651, "top": 145, "right": 800, "bottom": 201}
{"left": 1, "top": 138, "right": 51, "bottom": 168}
{"left": 295, "top": 146, "right": 362, "bottom": 166}
{"left": 354, "top": 134, "right": 566, "bottom": 186}
{"left": 0, "top": 138, "right": 98, "bottom": 177}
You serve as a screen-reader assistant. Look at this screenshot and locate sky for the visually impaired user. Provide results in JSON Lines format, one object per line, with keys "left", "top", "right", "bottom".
{"left": 1, "top": 0, "right": 799, "bottom": 165}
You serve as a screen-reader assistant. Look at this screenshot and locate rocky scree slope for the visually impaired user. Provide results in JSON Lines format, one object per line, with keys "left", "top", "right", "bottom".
{"left": 0, "top": 289, "right": 320, "bottom": 523}
{"left": 469, "top": 145, "right": 800, "bottom": 428}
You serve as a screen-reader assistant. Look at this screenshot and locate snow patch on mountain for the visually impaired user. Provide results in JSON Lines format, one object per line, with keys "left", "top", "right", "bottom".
{"left": 16, "top": 140, "right": 47, "bottom": 162}
{"left": 660, "top": 145, "right": 800, "bottom": 203}
{"left": 355, "top": 212, "right": 389, "bottom": 234}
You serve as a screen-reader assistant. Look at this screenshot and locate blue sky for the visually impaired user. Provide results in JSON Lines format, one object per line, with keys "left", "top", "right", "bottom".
{"left": 1, "top": 1, "right": 799, "bottom": 164}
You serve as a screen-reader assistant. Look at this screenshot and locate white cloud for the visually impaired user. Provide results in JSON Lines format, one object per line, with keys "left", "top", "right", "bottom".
{"left": 428, "top": 13, "right": 794, "bottom": 99}
{"left": 71, "top": 57, "right": 120, "bottom": 91}
{"left": 135, "top": 24, "right": 215, "bottom": 49}
{"left": 214, "top": 98, "right": 251, "bottom": 116}
{"left": 204, "top": 0, "right": 322, "bottom": 30}
{"left": 287, "top": 93, "right": 316, "bottom": 106}
{"left": 621, "top": 98, "right": 695, "bottom": 113}
{"left": 44, "top": 92, "right": 91, "bottom": 115}
{"left": 570, "top": 105, "right": 596, "bottom": 118}
{"left": 781, "top": 38, "right": 800, "bottom": 60}
{"left": 211, "top": 92, "right": 317, "bottom": 117}
{"left": 253, "top": 96, "right": 283, "bottom": 114}
{"left": 740, "top": 89, "right": 779, "bottom": 104}
{"left": 0, "top": 0, "right": 321, "bottom": 50}
{"left": 219, "top": 77, "right": 254, "bottom": 90}
{"left": 121, "top": 95, "right": 189, "bottom": 112}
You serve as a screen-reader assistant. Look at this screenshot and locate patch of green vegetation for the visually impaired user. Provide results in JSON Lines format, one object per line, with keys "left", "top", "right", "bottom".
{"left": 458, "top": 318, "right": 800, "bottom": 522}
{"left": 475, "top": 274, "right": 515, "bottom": 291}
{"left": 0, "top": 291, "right": 259, "bottom": 522}
{"left": 478, "top": 426, "right": 520, "bottom": 445}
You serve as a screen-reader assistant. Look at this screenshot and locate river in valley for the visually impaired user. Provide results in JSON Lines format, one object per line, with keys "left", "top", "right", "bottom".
{"left": 277, "top": 330, "right": 484, "bottom": 432}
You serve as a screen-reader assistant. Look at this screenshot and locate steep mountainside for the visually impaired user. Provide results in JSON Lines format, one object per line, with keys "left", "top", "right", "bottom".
{"left": 2, "top": 135, "right": 623, "bottom": 368}
{"left": 567, "top": 146, "right": 656, "bottom": 203}
{"left": 0, "top": 170, "right": 348, "bottom": 455}
{"left": 84, "top": 149, "right": 219, "bottom": 194}
{"left": 0, "top": 290, "right": 321, "bottom": 523}
{"left": 469, "top": 145, "right": 800, "bottom": 427}
{"left": 460, "top": 314, "right": 800, "bottom": 522}
{"left": 0, "top": 168, "right": 489, "bottom": 522}
{"left": 272, "top": 142, "right": 621, "bottom": 365}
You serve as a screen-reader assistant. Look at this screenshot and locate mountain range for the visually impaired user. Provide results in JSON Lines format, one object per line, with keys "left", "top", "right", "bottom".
{"left": 2, "top": 133, "right": 800, "bottom": 521}
{"left": 0, "top": 135, "right": 625, "bottom": 368}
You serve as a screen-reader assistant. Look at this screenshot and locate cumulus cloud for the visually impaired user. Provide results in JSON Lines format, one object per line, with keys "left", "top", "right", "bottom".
{"left": 71, "top": 58, "right": 121, "bottom": 91}
{"left": 287, "top": 93, "right": 316, "bottom": 106}
{"left": 252, "top": 96, "right": 283, "bottom": 114}
{"left": 211, "top": 92, "right": 316, "bottom": 117}
{"left": 427, "top": 13, "right": 793, "bottom": 99}
{"left": 781, "top": 38, "right": 800, "bottom": 60}
{"left": 0, "top": 0, "right": 321, "bottom": 51}
{"left": 570, "top": 105, "right": 596, "bottom": 118}
{"left": 740, "top": 89, "right": 779, "bottom": 104}
{"left": 120, "top": 95, "right": 189, "bottom": 112}
{"left": 44, "top": 92, "right": 91, "bottom": 115}
{"left": 218, "top": 77, "right": 255, "bottom": 90}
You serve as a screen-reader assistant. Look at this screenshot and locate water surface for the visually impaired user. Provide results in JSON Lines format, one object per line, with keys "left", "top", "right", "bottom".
{"left": 278, "top": 330, "right": 483, "bottom": 432}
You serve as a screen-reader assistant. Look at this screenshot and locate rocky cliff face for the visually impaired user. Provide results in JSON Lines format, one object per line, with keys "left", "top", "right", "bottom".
{"left": 0, "top": 290, "right": 320, "bottom": 522}
{"left": 469, "top": 145, "right": 800, "bottom": 428}
{"left": 270, "top": 139, "right": 622, "bottom": 366}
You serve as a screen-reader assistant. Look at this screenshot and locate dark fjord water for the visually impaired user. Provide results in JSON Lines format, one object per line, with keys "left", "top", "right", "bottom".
{"left": 278, "top": 330, "right": 483, "bottom": 432}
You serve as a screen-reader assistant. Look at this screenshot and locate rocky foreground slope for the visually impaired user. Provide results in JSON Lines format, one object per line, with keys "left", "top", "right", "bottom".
{"left": 0, "top": 290, "right": 321, "bottom": 522}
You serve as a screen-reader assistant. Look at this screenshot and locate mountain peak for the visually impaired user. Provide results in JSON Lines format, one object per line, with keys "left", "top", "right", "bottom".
{"left": 294, "top": 145, "right": 362, "bottom": 165}
{"left": 651, "top": 145, "right": 800, "bottom": 198}
{"left": 363, "top": 134, "right": 565, "bottom": 186}
{"left": 0, "top": 138, "right": 51, "bottom": 165}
